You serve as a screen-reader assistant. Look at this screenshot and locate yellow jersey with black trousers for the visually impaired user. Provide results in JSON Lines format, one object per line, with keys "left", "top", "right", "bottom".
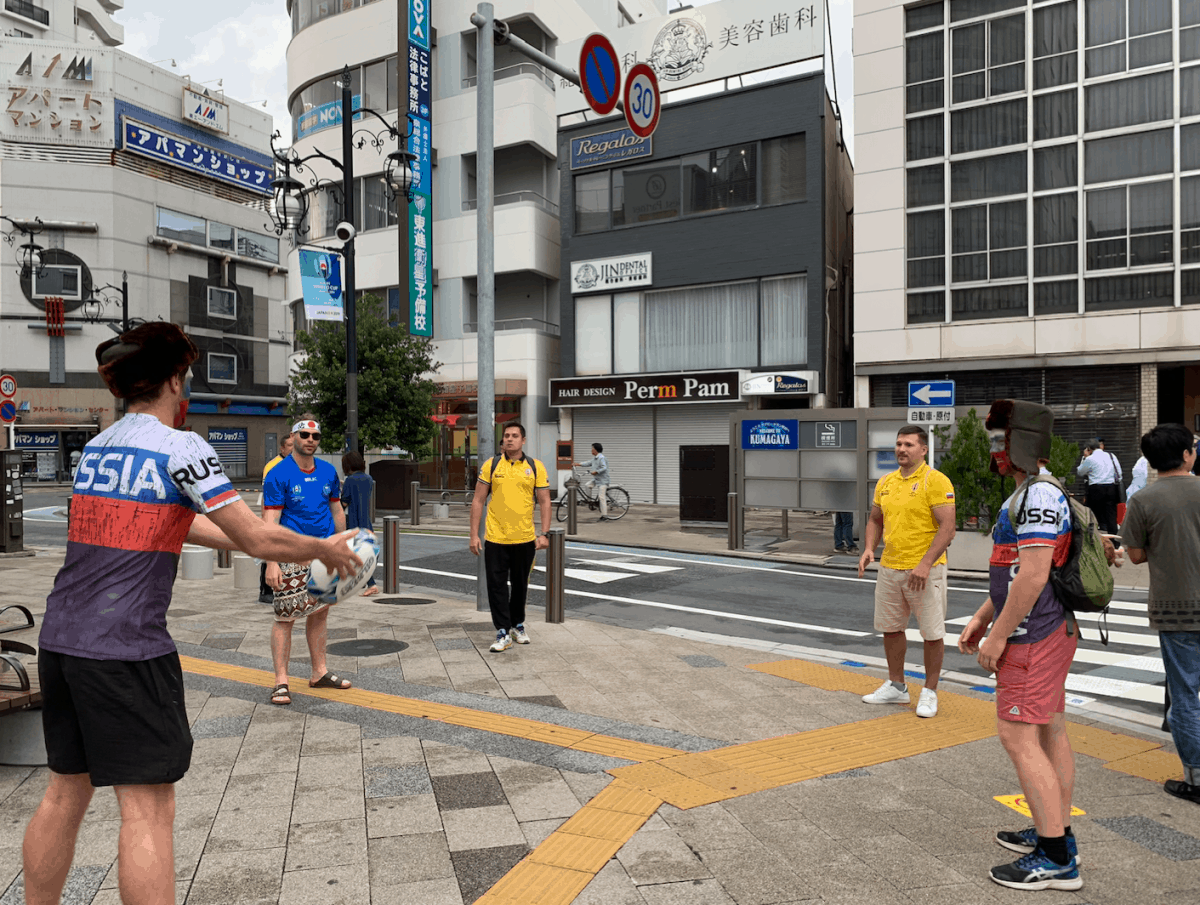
{"left": 479, "top": 453, "right": 549, "bottom": 545}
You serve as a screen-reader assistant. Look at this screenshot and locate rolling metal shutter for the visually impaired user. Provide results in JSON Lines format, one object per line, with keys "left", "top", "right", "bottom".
{"left": 572, "top": 406, "right": 655, "bottom": 504}
{"left": 654, "top": 403, "right": 742, "bottom": 506}
{"left": 207, "top": 428, "right": 248, "bottom": 479}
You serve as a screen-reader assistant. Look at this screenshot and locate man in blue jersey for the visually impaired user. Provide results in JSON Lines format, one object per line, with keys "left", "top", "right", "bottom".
{"left": 263, "top": 419, "right": 351, "bottom": 704}
{"left": 23, "top": 324, "right": 361, "bottom": 905}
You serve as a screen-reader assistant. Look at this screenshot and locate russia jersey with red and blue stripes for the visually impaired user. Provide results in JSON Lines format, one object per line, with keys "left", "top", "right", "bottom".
{"left": 989, "top": 473, "right": 1073, "bottom": 645}
{"left": 40, "top": 413, "right": 240, "bottom": 661}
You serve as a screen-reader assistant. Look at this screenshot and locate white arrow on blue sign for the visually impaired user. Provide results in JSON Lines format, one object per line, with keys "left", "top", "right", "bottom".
{"left": 908, "top": 380, "right": 955, "bottom": 407}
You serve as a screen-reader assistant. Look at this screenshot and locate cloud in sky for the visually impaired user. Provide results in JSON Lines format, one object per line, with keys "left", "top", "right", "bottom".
{"left": 115, "top": 0, "right": 854, "bottom": 160}
{"left": 115, "top": 1, "right": 293, "bottom": 140}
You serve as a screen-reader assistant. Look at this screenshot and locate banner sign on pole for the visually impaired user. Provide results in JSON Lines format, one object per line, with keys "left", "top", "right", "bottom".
{"left": 556, "top": 0, "right": 823, "bottom": 116}
{"left": 298, "top": 249, "right": 345, "bottom": 322}
{"left": 407, "top": 9, "right": 434, "bottom": 338}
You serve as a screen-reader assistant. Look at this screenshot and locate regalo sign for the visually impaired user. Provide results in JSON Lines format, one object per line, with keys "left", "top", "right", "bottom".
{"left": 556, "top": 0, "right": 823, "bottom": 116}
{"left": 550, "top": 370, "right": 742, "bottom": 407}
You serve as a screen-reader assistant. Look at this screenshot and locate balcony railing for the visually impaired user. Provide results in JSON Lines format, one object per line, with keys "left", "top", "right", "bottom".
{"left": 463, "top": 318, "right": 560, "bottom": 336}
{"left": 462, "top": 191, "right": 559, "bottom": 217}
{"left": 463, "top": 62, "right": 556, "bottom": 92}
{"left": 5, "top": 0, "right": 49, "bottom": 25}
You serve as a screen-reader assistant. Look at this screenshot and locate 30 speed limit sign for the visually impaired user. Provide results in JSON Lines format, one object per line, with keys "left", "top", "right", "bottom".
{"left": 0, "top": 374, "right": 16, "bottom": 398}
{"left": 623, "top": 63, "right": 661, "bottom": 139}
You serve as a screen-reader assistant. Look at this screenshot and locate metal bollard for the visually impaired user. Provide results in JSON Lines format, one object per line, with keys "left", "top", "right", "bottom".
{"left": 565, "top": 476, "right": 579, "bottom": 536}
{"left": 216, "top": 548, "right": 232, "bottom": 569}
{"left": 545, "top": 527, "right": 565, "bottom": 623}
{"left": 781, "top": 509, "right": 789, "bottom": 540}
{"left": 383, "top": 515, "right": 400, "bottom": 594}
{"left": 410, "top": 481, "right": 421, "bottom": 526}
{"left": 727, "top": 492, "right": 743, "bottom": 551}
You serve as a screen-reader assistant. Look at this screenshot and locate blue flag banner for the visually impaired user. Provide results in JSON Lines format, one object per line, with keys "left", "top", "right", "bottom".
{"left": 298, "top": 249, "right": 344, "bottom": 322}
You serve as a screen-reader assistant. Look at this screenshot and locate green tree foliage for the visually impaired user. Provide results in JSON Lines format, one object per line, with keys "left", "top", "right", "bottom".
{"left": 932, "top": 409, "right": 1079, "bottom": 532}
{"left": 290, "top": 293, "right": 440, "bottom": 453}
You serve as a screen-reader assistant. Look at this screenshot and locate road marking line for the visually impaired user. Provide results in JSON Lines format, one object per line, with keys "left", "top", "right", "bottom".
{"left": 399, "top": 566, "right": 872, "bottom": 637}
{"left": 532, "top": 565, "right": 639, "bottom": 584}
{"left": 571, "top": 559, "right": 684, "bottom": 574}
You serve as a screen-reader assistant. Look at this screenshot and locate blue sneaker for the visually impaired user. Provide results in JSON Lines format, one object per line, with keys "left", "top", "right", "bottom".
{"left": 990, "top": 849, "right": 1082, "bottom": 891}
{"left": 995, "top": 828, "right": 1080, "bottom": 864}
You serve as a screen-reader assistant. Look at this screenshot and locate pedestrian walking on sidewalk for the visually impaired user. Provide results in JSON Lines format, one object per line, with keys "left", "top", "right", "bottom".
{"left": 469, "top": 422, "right": 551, "bottom": 652}
{"left": 263, "top": 420, "right": 355, "bottom": 704}
{"left": 258, "top": 431, "right": 293, "bottom": 603}
{"left": 1077, "top": 439, "right": 1122, "bottom": 534}
{"left": 341, "top": 451, "right": 380, "bottom": 596}
{"left": 575, "top": 442, "right": 611, "bottom": 520}
{"left": 1119, "top": 424, "right": 1200, "bottom": 806}
{"left": 960, "top": 399, "right": 1091, "bottom": 892}
{"left": 858, "top": 425, "right": 956, "bottom": 718}
{"left": 24, "top": 324, "right": 359, "bottom": 905}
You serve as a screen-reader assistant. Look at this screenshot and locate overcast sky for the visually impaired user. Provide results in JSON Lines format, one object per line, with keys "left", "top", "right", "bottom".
{"left": 115, "top": 0, "right": 854, "bottom": 159}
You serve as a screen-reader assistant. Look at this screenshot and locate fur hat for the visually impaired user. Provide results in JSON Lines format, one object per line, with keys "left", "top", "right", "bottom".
{"left": 96, "top": 322, "right": 199, "bottom": 399}
{"left": 985, "top": 399, "right": 1054, "bottom": 475}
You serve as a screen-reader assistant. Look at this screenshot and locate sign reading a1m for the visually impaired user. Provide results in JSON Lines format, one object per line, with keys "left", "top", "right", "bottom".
{"left": 908, "top": 380, "right": 955, "bottom": 407}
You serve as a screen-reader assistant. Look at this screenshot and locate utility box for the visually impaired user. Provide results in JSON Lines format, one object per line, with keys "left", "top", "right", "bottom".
{"left": 679, "top": 445, "right": 729, "bottom": 523}
{"left": 370, "top": 459, "right": 418, "bottom": 510}
{"left": 556, "top": 441, "right": 573, "bottom": 471}
{"left": 1, "top": 450, "right": 24, "bottom": 554}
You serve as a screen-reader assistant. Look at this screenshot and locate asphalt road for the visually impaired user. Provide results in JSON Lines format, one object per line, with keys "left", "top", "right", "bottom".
{"left": 16, "top": 494, "right": 1163, "bottom": 724}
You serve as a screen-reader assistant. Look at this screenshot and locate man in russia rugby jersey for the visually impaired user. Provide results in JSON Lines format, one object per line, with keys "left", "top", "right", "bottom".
{"left": 22, "top": 323, "right": 360, "bottom": 905}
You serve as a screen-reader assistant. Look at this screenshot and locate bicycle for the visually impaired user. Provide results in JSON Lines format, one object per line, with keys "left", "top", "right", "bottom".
{"left": 556, "top": 466, "right": 630, "bottom": 522}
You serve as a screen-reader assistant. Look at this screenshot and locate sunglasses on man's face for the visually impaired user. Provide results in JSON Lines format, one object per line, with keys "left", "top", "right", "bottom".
{"left": 298, "top": 431, "right": 321, "bottom": 441}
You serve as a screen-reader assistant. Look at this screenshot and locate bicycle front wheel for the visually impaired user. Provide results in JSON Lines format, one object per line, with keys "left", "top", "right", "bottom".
{"left": 604, "top": 487, "right": 630, "bottom": 520}
{"left": 556, "top": 495, "right": 569, "bottom": 522}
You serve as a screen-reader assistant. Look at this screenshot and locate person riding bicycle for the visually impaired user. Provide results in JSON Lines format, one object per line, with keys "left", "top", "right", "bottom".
{"left": 575, "top": 443, "right": 611, "bottom": 521}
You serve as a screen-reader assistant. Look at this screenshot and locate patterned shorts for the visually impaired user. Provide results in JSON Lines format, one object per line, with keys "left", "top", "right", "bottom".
{"left": 272, "top": 562, "right": 332, "bottom": 623}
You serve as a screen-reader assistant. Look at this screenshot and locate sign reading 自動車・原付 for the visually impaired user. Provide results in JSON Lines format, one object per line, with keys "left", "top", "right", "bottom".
{"left": 570, "top": 253, "right": 652, "bottom": 294}
{"left": 550, "top": 370, "right": 741, "bottom": 407}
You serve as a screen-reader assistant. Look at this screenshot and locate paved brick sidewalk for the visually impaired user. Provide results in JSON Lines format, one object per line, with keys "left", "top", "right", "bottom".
{"left": 0, "top": 546, "right": 1193, "bottom": 905}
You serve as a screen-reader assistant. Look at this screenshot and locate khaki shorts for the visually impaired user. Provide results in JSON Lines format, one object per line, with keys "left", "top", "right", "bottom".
{"left": 873, "top": 563, "right": 947, "bottom": 640}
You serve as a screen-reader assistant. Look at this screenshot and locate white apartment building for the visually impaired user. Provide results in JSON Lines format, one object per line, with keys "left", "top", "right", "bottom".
{"left": 284, "top": 0, "right": 665, "bottom": 483}
{"left": 854, "top": 0, "right": 1200, "bottom": 476}
{"left": 1, "top": 0, "right": 291, "bottom": 480}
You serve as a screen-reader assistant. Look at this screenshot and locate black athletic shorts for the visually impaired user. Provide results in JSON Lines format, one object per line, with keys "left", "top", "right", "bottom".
{"left": 39, "top": 649, "right": 193, "bottom": 787}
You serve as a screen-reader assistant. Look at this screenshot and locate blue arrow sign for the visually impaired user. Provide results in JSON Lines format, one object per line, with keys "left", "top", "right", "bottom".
{"left": 908, "top": 380, "right": 955, "bottom": 407}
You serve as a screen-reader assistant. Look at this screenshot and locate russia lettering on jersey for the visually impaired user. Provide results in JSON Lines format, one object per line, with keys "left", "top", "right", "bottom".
{"left": 40, "top": 413, "right": 240, "bottom": 661}
{"left": 989, "top": 475, "right": 1073, "bottom": 645}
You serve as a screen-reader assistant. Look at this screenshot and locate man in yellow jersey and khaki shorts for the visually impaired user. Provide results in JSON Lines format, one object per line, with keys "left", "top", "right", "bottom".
{"left": 858, "top": 425, "right": 957, "bottom": 717}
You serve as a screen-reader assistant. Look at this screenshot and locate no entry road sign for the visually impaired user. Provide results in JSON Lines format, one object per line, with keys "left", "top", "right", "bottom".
{"left": 580, "top": 34, "right": 621, "bottom": 116}
{"left": 623, "top": 63, "right": 660, "bottom": 139}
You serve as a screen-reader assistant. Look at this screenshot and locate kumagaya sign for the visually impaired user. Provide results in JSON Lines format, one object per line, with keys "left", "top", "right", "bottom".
{"left": 556, "top": 0, "right": 823, "bottom": 116}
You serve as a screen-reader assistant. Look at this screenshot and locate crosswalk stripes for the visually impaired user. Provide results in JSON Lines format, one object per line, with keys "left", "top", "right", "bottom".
{"left": 533, "top": 557, "right": 685, "bottom": 586}
{"left": 906, "top": 600, "right": 1169, "bottom": 709}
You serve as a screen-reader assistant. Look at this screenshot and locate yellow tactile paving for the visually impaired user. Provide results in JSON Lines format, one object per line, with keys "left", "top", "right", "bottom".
{"left": 747, "top": 658, "right": 883, "bottom": 693}
{"left": 556, "top": 805, "right": 654, "bottom": 841}
{"left": 478, "top": 861, "right": 594, "bottom": 905}
{"left": 567, "top": 734, "right": 681, "bottom": 762}
{"left": 526, "top": 831, "right": 626, "bottom": 873}
{"left": 585, "top": 781, "right": 664, "bottom": 816}
{"left": 1067, "top": 721, "right": 1164, "bottom": 762}
{"left": 1105, "top": 748, "right": 1184, "bottom": 784}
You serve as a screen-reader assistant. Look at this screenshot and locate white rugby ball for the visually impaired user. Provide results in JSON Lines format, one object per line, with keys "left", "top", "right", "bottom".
{"left": 307, "top": 529, "right": 380, "bottom": 604}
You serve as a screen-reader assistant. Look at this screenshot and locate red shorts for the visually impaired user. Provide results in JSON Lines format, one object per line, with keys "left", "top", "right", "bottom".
{"left": 995, "top": 621, "right": 1077, "bottom": 724}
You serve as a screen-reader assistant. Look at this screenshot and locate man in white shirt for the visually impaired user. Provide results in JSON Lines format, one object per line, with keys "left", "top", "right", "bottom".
{"left": 1126, "top": 456, "right": 1149, "bottom": 499}
{"left": 1077, "top": 438, "right": 1121, "bottom": 534}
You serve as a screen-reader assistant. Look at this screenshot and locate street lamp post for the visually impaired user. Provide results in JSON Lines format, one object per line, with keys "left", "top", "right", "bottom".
{"left": 265, "top": 74, "right": 416, "bottom": 453}
{"left": 0, "top": 215, "right": 45, "bottom": 278}
{"left": 81, "top": 272, "right": 133, "bottom": 335}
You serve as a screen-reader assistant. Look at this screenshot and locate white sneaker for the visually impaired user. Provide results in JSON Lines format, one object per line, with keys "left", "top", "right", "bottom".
{"left": 916, "top": 687, "right": 938, "bottom": 718}
{"left": 490, "top": 631, "right": 512, "bottom": 653}
{"left": 512, "top": 624, "right": 530, "bottom": 644}
{"left": 863, "top": 681, "right": 909, "bottom": 705}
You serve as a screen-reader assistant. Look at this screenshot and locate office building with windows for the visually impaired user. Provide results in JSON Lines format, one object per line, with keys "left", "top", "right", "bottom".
{"left": 556, "top": 71, "right": 854, "bottom": 505}
{"left": 1, "top": 4, "right": 290, "bottom": 480}
{"left": 285, "top": 0, "right": 665, "bottom": 484}
{"left": 855, "top": 0, "right": 1200, "bottom": 472}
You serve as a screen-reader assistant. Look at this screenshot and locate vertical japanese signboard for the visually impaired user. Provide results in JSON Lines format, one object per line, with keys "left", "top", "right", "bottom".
{"left": 407, "top": 0, "right": 433, "bottom": 337}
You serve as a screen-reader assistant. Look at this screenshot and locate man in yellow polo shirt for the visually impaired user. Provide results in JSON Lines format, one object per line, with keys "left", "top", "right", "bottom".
{"left": 469, "top": 421, "right": 552, "bottom": 652}
{"left": 857, "top": 425, "right": 957, "bottom": 717}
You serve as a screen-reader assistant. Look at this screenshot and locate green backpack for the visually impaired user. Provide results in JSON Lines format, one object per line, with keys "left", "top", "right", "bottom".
{"left": 1007, "top": 474, "right": 1115, "bottom": 641}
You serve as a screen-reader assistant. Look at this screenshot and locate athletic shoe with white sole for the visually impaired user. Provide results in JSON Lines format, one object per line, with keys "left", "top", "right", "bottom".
{"left": 989, "top": 850, "right": 1082, "bottom": 891}
{"left": 513, "top": 624, "right": 530, "bottom": 644}
{"left": 862, "top": 681, "right": 909, "bottom": 705}
{"left": 490, "top": 631, "right": 512, "bottom": 653}
{"left": 995, "top": 828, "right": 1080, "bottom": 864}
{"left": 915, "top": 687, "right": 938, "bottom": 718}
